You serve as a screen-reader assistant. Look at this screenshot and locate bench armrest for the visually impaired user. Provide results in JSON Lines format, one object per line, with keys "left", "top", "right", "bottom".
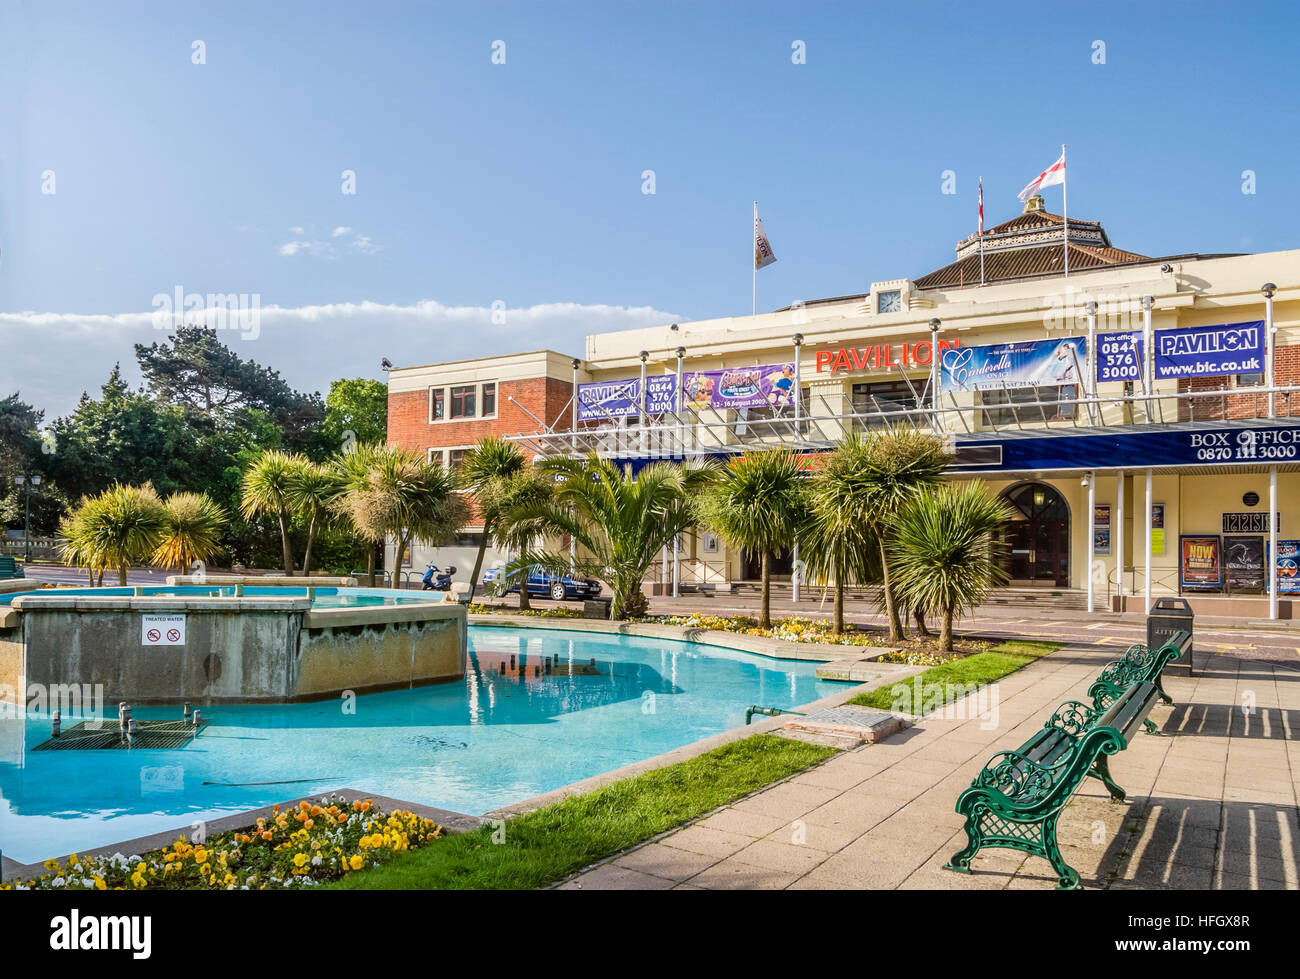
{"left": 1044, "top": 700, "right": 1100, "bottom": 737}
{"left": 967, "top": 749, "right": 1065, "bottom": 808}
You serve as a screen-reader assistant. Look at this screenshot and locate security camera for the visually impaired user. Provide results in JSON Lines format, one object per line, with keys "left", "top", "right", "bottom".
{"left": 1160, "top": 263, "right": 1173, "bottom": 274}
{"left": 380, "top": 357, "right": 393, "bottom": 371}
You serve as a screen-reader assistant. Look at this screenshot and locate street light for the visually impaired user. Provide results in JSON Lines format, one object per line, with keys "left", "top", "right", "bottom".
{"left": 13, "top": 473, "right": 42, "bottom": 563}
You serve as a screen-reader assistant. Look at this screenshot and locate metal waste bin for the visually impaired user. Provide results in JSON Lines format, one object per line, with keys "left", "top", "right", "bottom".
{"left": 1147, "top": 597, "right": 1194, "bottom": 674}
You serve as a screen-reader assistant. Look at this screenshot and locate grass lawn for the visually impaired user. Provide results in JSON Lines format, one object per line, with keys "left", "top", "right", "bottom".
{"left": 329, "top": 733, "right": 836, "bottom": 890}
{"left": 848, "top": 639, "right": 1064, "bottom": 712}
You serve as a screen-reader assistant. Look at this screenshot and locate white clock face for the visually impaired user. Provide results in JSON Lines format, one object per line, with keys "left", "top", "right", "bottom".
{"left": 878, "top": 290, "right": 901, "bottom": 313}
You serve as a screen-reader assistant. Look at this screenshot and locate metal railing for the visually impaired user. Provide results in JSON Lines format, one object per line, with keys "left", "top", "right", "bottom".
{"left": 504, "top": 382, "right": 1300, "bottom": 459}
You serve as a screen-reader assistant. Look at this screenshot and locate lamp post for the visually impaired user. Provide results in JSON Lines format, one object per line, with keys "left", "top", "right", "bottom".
{"left": 928, "top": 318, "right": 941, "bottom": 432}
{"left": 13, "top": 474, "right": 41, "bottom": 563}
{"left": 1262, "top": 283, "right": 1277, "bottom": 419}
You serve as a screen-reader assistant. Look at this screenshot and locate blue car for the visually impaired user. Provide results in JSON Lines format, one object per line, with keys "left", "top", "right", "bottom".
{"left": 481, "top": 565, "right": 602, "bottom": 601}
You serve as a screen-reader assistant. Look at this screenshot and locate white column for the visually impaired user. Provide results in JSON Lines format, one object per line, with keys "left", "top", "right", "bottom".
{"left": 1270, "top": 465, "right": 1279, "bottom": 620}
{"left": 661, "top": 544, "right": 668, "bottom": 586}
{"left": 1085, "top": 301, "right": 1098, "bottom": 399}
{"left": 675, "top": 346, "right": 685, "bottom": 457}
{"left": 672, "top": 533, "right": 680, "bottom": 598}
{"left": 1086, "top": 472, "right": 1096, "bottom": 612}
{"left": 1142, "top": 296, "right": 1154, "bottom": 419}
{"left": 571, "top": 358, "right": 580, "bottom": 452}
{"left": 1144, "top": 469, "right": 1153, "bottom": 609}
{"left": 929, "top": 319, "right": 941, "bottom": 432}
{"left": 1116, "top": 469, "right": 1126, "bottom": 607}
{"left": 792, "top": 332, "right": 803, "bottom": 604}
{"left": 1264, "top": 285, "right": 1277, "bottom": 419}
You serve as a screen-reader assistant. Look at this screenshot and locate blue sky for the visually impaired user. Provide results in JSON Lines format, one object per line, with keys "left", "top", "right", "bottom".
{"left": 3, "top": 0, "right": 1297, "bottom": 417}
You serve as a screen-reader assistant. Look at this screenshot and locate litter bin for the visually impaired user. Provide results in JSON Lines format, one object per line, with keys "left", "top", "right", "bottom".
{"left": 1147, "top": 597, "right": 1194, "bottom": 675}
{"left": 582, "top": 597, "right": 612, "bottom": 620}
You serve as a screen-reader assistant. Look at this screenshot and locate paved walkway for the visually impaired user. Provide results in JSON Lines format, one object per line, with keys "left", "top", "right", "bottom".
{"left": 561, "top": 643, "right": 1300, "bottom": 890}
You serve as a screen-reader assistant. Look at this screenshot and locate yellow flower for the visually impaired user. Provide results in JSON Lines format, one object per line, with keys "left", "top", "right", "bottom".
{"left": 130, "top": 872, "right": 147, "bottom": 889}
{"left": 348, "top": 854, "right": 364, "bottom": 870}
{"left": 93, "top": 876, "right": 107, "bottom": 890}
{"left": 293, "top": 852, "right": 309, "bottom": 868}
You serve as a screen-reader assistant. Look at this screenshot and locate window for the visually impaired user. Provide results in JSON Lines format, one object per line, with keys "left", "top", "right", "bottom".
{"left": 430, "top": 387, "right": 445, "bottom": 421}
{"left": 852, "top": 380, "right": 930, "bottom": 428}
{"left": 1237, "top": 372, "right": 1264, "bottom": 387}
{"left": 980, "top": 385, "right": 1077, "bottom": 427}
{"left": 482, "top": 382, "right": 497, "bottom": 416}
{"left": 450, "top": 385, "right": 476, "bottom": 419}
{"left": 447, "top": 447, "right": 470, "bottom": 470}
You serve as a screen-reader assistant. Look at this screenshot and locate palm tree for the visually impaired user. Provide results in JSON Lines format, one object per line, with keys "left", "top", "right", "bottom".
{"left": 58, "top": 483, "right": 166, "bottom": 585}
{"left": 699, "top": 449, "right": 805, "bottom": 629}
{"left": 505, "top": 454, "right": 719, "bottom": 619}
{"left": 240, "top": 449, "right": 304, "bottom": 575}
{"left": 331, "top": 444, "right": 468, "bottom": 587}
{"left": 835, "top": 426, "right": 949, "bottom": 641}
{"left": 889, "top": 482, "right": 1011, "bottom": 651}
{"left": 458, "top": 436, "right": 528, "bottom": 600}
{"left": 151, "top": 492, "right": 228, "bottom": 572}
{"left": 802, "top": 449, "right": 880, "bottom": 635}
{"left": 284, "top": 461, "right": 343, "bottom": 576}
{"left": 480, "top": 466, "right": 554, "bottom": 611}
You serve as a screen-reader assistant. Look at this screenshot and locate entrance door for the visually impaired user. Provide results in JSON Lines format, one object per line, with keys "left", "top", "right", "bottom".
{"left": 742, "top": 548, "right": 794, "bottom": 580}
{"left": 999, "top": 483, "right": 1070, "bottom": 587}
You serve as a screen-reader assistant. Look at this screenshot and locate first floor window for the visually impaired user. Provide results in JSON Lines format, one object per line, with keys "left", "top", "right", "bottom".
{"left": 482, "top": 382, "right": 497, "bottom": 416}
{"left": 980, "top": 385, "right": 1077, "bottom": 427}
{"left": 450, "top": 385, "right": 476, "bottom": 418}
{"left": 430, "top": 387, "right": 445, "bottom": 420}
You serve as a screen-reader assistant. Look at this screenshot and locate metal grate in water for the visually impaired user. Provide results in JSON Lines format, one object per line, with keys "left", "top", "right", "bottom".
{"left": 34, "top": 719, "right": 207, "bottom": 751}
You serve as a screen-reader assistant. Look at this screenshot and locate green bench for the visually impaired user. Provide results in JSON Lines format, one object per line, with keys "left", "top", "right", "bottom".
{"left": 1088, "top": 630, "right": 1190, "bottom": 718}
{"left": 944, "top": 680, "right": 1163, "bottom": 889}
{"left": 0, "top": 556, "right": 24, "bottom": 579}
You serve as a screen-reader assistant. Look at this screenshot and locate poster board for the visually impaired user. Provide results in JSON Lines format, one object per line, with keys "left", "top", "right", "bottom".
{"left": 1179, "top": 535, "right": 1222, "bottom": 590}
{"left": 1223, "top": 535, "right": 1265, "bottom": 592}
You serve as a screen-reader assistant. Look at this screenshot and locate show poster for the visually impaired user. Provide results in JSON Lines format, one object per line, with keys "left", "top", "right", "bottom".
{"left": 1223, "top": 535, "right": 1265, "bottom": 592}
{"left": 1273, "top": 540, "right": 1300, "bottom": 595}
{"left": 1093, "top": 503, "right": 1111, "bottom": 555}
{"left": 1151, "top": 503, "right": 1166, "bottom": 555}
{"left": 1094, "top": 321, "right": 1264, "bottom": 384}
{"left": 681, "top": 363, "right": 796, "bottom": 411}
{"left": 1179, "top": 535, "right": 1222, "bottom": 590}
{"left": 940, "top": 337, "right": 1086, "bottom": 393}
{"left": 577, "top": 374, "right": 677, "bottom": 421}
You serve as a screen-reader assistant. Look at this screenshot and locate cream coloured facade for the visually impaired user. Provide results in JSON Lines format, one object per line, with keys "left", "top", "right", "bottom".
{"left": 388, "top": 201, "right": 1300, "bottom": 617}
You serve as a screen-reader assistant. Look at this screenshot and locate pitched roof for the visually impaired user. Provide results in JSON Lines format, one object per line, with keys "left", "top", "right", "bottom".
{"left": 913, "top": 200, "right": 1149, "bottom": 289}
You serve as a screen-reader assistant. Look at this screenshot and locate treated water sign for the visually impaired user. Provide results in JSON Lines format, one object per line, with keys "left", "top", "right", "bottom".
{"left": 141, "top": 613, "right": 186, "bottom": 645}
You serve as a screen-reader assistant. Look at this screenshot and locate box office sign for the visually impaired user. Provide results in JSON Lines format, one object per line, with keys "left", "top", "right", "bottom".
{"left": 1179, "top": 535, "right": 1222, "bottom": 590}
{"left": 141, "top": 613, "right": 186, "bottom": 646}
{"left": 1095, "top": 320, "right": 1265, "bottom": 384}
{"left": 1223, "top": 535, "right": 1265, "bottom": 591}
{"left": 577, "top": 375, "right": 677, "bottom": 421}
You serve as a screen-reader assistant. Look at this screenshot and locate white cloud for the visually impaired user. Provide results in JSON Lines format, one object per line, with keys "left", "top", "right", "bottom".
{"left": 0, "top": 299, "right": 683, "bottom": 420}
{"left": 279, "top": 226, "right": 381, "bottom": 258}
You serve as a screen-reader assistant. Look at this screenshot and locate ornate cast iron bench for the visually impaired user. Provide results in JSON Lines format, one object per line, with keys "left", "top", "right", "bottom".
{"left": 943, "top": 681, "right": 1162, "bottom": 890}
{"left": 1088, "top": 630, "right": 1189, "bottom": 724}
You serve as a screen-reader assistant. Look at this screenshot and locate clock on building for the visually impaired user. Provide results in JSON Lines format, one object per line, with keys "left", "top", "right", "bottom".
{"left": 877, "top": 290, "right": 902, "bottom": 313}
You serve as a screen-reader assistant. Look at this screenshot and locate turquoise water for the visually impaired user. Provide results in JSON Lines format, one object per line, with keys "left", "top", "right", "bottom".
{"left": 0, "top": 585, "right": 439, "bottom": 608}
{"left": 0, "top": 627, "right": 839, "bottom": 864}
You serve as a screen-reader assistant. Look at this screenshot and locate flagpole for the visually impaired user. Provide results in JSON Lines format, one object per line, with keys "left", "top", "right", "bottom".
{"left": 978, "top": 176, "right": 985, "bottom": 287}
{"left": 752, "top": 201, "right": 757, "bottom": 316}
{"left": 1061, "top": 144, "right": 1069, "bottom": 279}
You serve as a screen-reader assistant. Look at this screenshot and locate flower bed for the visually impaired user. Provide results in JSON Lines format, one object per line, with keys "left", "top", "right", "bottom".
{"left": 467, "top": 603, "right": 582, "bottom": 618}
{"left": 1, "top": 795, "right": 443, "bottom": 891}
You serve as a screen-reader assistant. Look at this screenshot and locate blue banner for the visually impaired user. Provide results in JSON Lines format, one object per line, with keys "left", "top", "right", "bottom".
{"left": 1094, "top": 321, "right": 1265, "bottom": 384}
{"left": 952, "top": 421, "right": 1300, "bottom": 472}
{"left": 941, "top": 337, "right": 1086, "bottom": 392}
{"left": 577, "top": 374, "right": 677, "bottom": 421}
{"left": 1155, "top": 320, "right": 1263, "bottom": 380}
{"left": 1095, "top": 331, "right": 1143, "bottom": 383}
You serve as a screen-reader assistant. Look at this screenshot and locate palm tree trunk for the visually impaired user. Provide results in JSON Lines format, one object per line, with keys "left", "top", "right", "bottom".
{"left": 832, "top": 553, "right": 845, "bottom": 635}
{"left": 941, "top": 606, "right": 955, "bottom": 652}
{"left": 302, "top": 513, "right": 318, "bottom": 576}
{"left": 878, "top": 537, "right": 905, "bottom": 641}
{"left": 118, "top": 565, "right": 128, "bottom": 586}
{"left": 366, "top": 545, "right": 376, "bottom": 587}
{"left": 468, "top": 517, "right": 492, "bottom": 602}
{"left": 760, "top": 550, "right": 772, "bottom": 629}
{"left": 913, "top": 606, "right": 932, "bottom": 636}
{"left": 96, "top": 568, "right": 104, "bottom": 587}
{"left": 516, "top": 538, "right": 532, "bottom": 610}
{"left": 278, "top": 509, "right": 294, "bottom": 576}
{"left": 86, "top": 567, "right": 94, "bottom": 586}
